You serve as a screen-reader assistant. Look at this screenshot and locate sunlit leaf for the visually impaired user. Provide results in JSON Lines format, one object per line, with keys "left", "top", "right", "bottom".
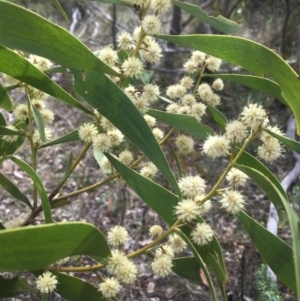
{"left": 0, "top": 47, "right": 92, "bottom": 115}
{"left": 0, "top": 2, "right": 117, "bottom": 75}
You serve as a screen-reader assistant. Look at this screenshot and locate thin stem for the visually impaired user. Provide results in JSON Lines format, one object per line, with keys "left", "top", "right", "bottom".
{"left": 49, "top": 142, "right": 92, "bottom": 200}
{"left": 49, "top": 220, "right": 181, "bottom": 273}
{"left": 199, "top": 127, "right": 261, "bottom": 205}
{"left": 193, "top": 64, "right": 206, "bottom": 95}
{"left": 25, "top": 86, "right": 38, "bottom": 209}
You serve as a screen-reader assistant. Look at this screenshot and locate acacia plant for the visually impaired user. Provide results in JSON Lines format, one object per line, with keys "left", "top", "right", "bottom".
{"left": 0, "top": 0, "right": 300, "bottom": 300}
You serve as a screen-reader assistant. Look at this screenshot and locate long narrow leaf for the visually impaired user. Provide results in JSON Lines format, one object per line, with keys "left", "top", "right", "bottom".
{"left": 205, "top": 74, "right": 286, "bottom": 105}
{"left": 0, "top": 47, "right": 92, "bottom": 115}
{"left": 237, "top": 211, "right": 296, "bottom": 292}
{"left": 41, "top": 129, "right": 80, "bottom": 148}
{"left": 155, "top": 34, "right": 300, "bottom": 134}
{"left": 73, "top": 70, "right": 180, "bottom": 195}
{"left": 0, "top": 1, "right": 117, "bottom": 75}
{"left": 0, "top": 276, "right": 33, "bottom": 297}
{"left": 8, "top": 155, "right": 52, "bottom": 223}
{"left": 53, "top": 272, "right": 108, "bottom": 301}
{"left": 173, "top": 0, "right": 241, "bottom": 34}
{"left": 0, "top": 173, "right": 32, "bottom": 209}
{"left": 148, "top": 109, "right": 213, "bottom": 140}
{"left": 0, "top": 222, "right": 111, "bottom": 272}
{"left": 0, "top": 82, "right": 13, "bottom": 112}
{"left": 50, "top": 0, "right": 70, "bottom": 23}
{"left": 264, "top": 128, "right": 300, "bottom": 154}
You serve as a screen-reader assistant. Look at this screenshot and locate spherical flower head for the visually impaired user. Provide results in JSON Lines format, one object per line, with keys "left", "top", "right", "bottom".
{"left": 32, "top": 128, "right": 52, "bottom": 147}
{"left": 240, "top": 103, "right": 268, "bottom": 130}
{"left": 226, "top": 168, "right": 249, "bottom": 188}
{"left": 100, "top": 156, "right": 113, "bottom": 174}
{"left": 117, "top": 259, "right": 138, "bottom": 284}
{"left": 175, "top": 134, "right": 194, "bottom": 155}
{"left": 155, "top": 245, "right": 174, "bottom": 259}
{"left": 166, "top": 103, "right": 180, "bottom": 114}
{"left": 142, "top": 84, "right": 160, "bottom": 103}
{"left": 194, "top": 196, "right": 212, "bottom": 215}
{"left": 205, "top": 56, "right": 222, "bottom": 72}
{"left": 220, "top": 190, "right": 246, "bottom": 214}
{"left": 13, "top": 104, "right": 29, "bottom": 121}
{"left": 198, "top": 83, "right": 213, "bottom": 103}
{"left": 152, "top": 127, "right": 164, "bottom": 141}
{"left": 118, "top": 32, "right": 133, "bottom": 50}
{"left": 191, "top": 50, "right": 206, "bottom": 65}
{"left": 122, "top": 57, "right": 143, "bottom": 78}
{"left": 140, "top": 162, "right": 158, "bottom": 179}
{"left": 98, "top": 47, "right": 119, "bottom": 66}
{"left": 142, "top": 15, "right": 161, "bottom": 35}
{"left": 100, "top": 117, "right": 115, "bottom": 131}
{"left": 141, "top": 39, "right": 163, "bottom": 64}
{"left": 178, "top": 175, "right": 206, "bottom": 198}
{"left": 191, "top": 103, "right": 207, "bottom": 121}
{"left": 190, "top": 223, "right": 214, "bottom": 246}
{"left": 40, "top": 108, "right": 54, "bottom": 124}
{"left": 180, "top": 76, "right": 194, "bottom": 89}
{"left": 2, "top": 125, "right": 19, "bottom": 143}
{"left": 107, "top": 225, "right": 129, "bottom": 247}
{"left": 144, "top": 114, "right": 157, "bottom": 127}
{"left": 36, "top": 271, "right": 58, "bottom": 294}
{"left": 257, "top": 138, "right": 283, "bottom": 163}
{"left": 133, "top": 26, "right": 143, "bottom": 42}
{"left": 182, "top": 94, "right": 196, "bottom": 106}
{"left": 212, "top": 78, "right": 224, "bottom": 91}
{"left": 106, "top": 66, "right": 120, "bottom": 83}
{"left": 175, "top": 199, "right": 201, "bottom": 222}
{"left": 132, "top": 96, "right": 149, "bottom": 114}
{"left": 149, "top": 225, "right": 163, "bottom": 239}
{"left": 203, "top": 135, "right": 230, "bottom": 158}
{"left": 260, "top": 125, "right": 283, "bottom": 143}
{"left": 150, "top": 0, "right": 172, "bottom": 13}
{"left": 177, "top": 105, "right": 191, "bottom": 115}
{"left": 118, "top": 150, "right": 134, "bottom": 166}
{"left": 107, "top": 129, "right": 124, "bottom": 146}
{"left": 32, "top": 99, "right": 46, "bottom": 111}
{"left": 98, "top": 277, "right": 121, "bottom": 298}
{"left": 93, "top": 133, "right": 112, "bottom": 152}
{"left": 28, "top": 55, "right": 52, "bottom": 72}
{"left": 166, "top": 84, "right": 187, "bottom": 99}
{"left": 107, "top": 250, "right": 128, "bottom": 275}
{"left": 183, "top": 59, "right": 197, "bottom": 74}
{"left": 168, "top": 233, "right": 187, "bottom": 254}
{"left": 78, "top": 123, "right": 98, "bottom": 143}
{"left": 28, "top": 87, "right": 48, "bottom": 101}
{"left": 207, "top": 93, "right": 221, "bottom": 107}
{"left": 151, "top": 255, "right": 173, "bottom": 277}
{"left": 225, "top": 120, "right": 248, "bottom": 143}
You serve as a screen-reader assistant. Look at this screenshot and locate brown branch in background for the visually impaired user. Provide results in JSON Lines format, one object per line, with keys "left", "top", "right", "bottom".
{"left": 281, "top": 0, "right": 291, "bottom": 57}
{"left": 226, "top": 0, "right": 243, "bottom": 19}
{"left": 112, "top": 4, "right": 117, "bottom": 49}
